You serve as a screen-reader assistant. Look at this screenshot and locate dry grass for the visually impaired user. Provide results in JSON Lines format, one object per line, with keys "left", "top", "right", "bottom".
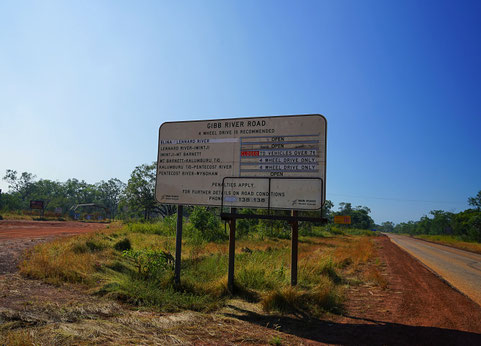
{"left": 2, "top": 330, "right": 35, "bottom": 346}
{"left": 0, "top": 310, "right": 195, "bottom": 345}
{"left": 332, "top": 237, "right": 373, "bottom": 268}
{"left": 18, "top": 225, "right": 382, "bottom": 317}
{"left": 19, "top": 232, "right": 116, "bottom": 285}
{"left": 4, "top": 227, "right": 390, "bottom": 345}
{"left": 0, "top": 212, "right": 34, "bottom": 221}
{"left": 261, "top": 276, "right": 343, "bottom": 316}
{"left": 414, "top": 235, "right": 481, "bottom": 255}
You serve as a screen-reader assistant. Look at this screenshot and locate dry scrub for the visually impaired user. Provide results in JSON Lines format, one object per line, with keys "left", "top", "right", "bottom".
{"left": 19, "top": 227, "right": 383, "bottom": 315}
{"left": 7, "top": 225, "right": 387, "bottom": 344}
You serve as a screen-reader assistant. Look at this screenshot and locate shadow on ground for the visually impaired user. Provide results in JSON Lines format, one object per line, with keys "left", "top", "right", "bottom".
{"left": 224, "top": 305, "right": 481, "bottom": 345}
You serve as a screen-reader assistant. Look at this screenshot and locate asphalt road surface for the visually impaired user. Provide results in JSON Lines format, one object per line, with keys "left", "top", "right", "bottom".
{"left": 386, "top": 233, "right": 481, "bottom": 307}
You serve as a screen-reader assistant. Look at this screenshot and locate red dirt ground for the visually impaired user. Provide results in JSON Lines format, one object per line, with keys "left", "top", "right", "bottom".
{"left": 0, "top": 220, "right": 107, "bottom": 240}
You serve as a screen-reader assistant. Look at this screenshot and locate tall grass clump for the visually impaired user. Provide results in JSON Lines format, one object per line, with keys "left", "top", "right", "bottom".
{"left": 235, "top": 249, "right": 289, "bottom": 290}
{"left": 261, "top": 277, "right": 343, "bottom": 316}
{"left": 20, "top": 235, "right": 111, "bottom": 285}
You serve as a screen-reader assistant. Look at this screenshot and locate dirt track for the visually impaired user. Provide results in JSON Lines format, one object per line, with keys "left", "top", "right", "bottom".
{"left": 0, "top": 220, "right": 107, "bottom": 240}
{"left": 1, "top": 222, "right": 481, "bottom": 344}
{"left": 0, "top": 220, "right": 106, "bottom": 274}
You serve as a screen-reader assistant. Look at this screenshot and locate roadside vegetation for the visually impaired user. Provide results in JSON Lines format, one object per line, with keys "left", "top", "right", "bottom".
{"left": 0, "top": 165, "right": 376, "bottom": 230}
{"left": 19, "top": 213, "right": 381, "bottom": 318}
{"left": 1, "top": 165, "right": 389, "bottom": 343}
{"left": 378, "top": 190, "right": 481, "bottom": 247}
{"left": 413, "top": 234, "right": 481, "bottom": 255}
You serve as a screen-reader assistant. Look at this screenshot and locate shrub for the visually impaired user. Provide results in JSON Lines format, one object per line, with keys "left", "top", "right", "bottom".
{"left": 189, "top": 206, "right": 227, "bottom": 242}
{"left": 114, "top": 238, "right": 132, "bottom": 251}
{"left": 237, "top": 209, "right": 259, "bottom": 238}
{"left": 122, "top": 249, "right": 174, "bottom": 278}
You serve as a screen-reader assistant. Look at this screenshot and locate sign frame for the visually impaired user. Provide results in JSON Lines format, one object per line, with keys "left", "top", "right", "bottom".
{"left": 30, "top": 200, "right": 44, "bottom": 210}
{"left": 155, "top": 114, "right": 327, "bottom": 210}
{"left": 155, "top": 114, "right": 328, "bottom": 291}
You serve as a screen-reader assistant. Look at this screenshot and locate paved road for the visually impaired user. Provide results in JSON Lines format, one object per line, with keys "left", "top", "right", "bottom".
{"left": 386, "top": 233, "right": 481, "bottom": 307}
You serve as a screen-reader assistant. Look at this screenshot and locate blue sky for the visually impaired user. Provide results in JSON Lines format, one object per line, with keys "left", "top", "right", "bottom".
{"left": 1, "top": 0, "right": 480, "bottom": 224}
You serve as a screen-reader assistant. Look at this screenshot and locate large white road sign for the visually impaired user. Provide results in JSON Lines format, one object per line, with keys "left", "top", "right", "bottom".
{"left": 155, "top": 114, "right": 326, "bottom": 210}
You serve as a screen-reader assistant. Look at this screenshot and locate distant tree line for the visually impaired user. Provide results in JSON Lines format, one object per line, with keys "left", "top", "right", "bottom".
{"left": 0, "top": 169, "right": 126, "bottom": 219}
{"left": 0, "top": 163, "right": 375, "bottom": 230}
{"left": 3, "top": 163, "right": 478, "bottom": 241}
{"left": 378, "top": 191, "right": 481, "bottom": 242}
{"left": 0, "top": 164, "right": 180, "bottom": 220}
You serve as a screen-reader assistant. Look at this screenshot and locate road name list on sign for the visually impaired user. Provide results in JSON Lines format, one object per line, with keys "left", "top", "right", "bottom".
{"left": 155, "top": 114, "right": 326, "bottom": 210}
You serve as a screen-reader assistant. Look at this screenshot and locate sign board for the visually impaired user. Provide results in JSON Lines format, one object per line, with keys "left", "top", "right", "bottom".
{"left": 156, "top": 114, "right": 326, "bottom": 210}
{"left": 334, "top": 215, "right": 351, "bottom": 224}
{"left": 30, "top": 200, "right": 44, "bottom": 210}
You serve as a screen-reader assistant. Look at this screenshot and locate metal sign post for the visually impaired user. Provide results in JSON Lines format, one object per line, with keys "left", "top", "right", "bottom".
{"left": 290, "top": 210, "right": 299, "bottom": 286}
{"left": 227, "top": 208, "right": 237, "bottom": 292}
{"left": 174, "top": 205, "right": 183, "bottom": 286}
{"left": 30, "top": 200, "right": 45, "bottom": 217}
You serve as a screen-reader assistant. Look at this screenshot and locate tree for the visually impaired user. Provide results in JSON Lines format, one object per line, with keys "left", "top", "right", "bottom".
{"left": 415, "top": 215, "right": 432, "bottom": 235}
{"left": 124, "top": 162, "right": 176, "bottom": 219}
{"left": 468, "top": 190, "right": 481, "bottom": 211}
{"left": 96, "top": 178, "right": 126, "bottom": 219}
{"left": 3, "top": 169, "right": 36, "bottom": 203}
{"left": 124, "top": 163, "right": 157, "bottom": 219}
{"left": 338, "top": 202, "right": 352, "bottom": 215}
{"left": 335, "top": 202, "right": 374, "bottom": 229}
{"left": 429, "top": 210, "right": 454, "bottom": 235}
{"left": 380, "top": 221, "right": 394, "bottom": 233}
{"left": 394, "top": 221, "right": 416, "bottom": 234}
{"left": 322, "top": 200, "right": 334, "bottom": 221}
{"left": 350, "top": 206, "right": 374, "bottom": 229}
{"left": 29, "top": 179, "right": 64, "bottom": 211}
